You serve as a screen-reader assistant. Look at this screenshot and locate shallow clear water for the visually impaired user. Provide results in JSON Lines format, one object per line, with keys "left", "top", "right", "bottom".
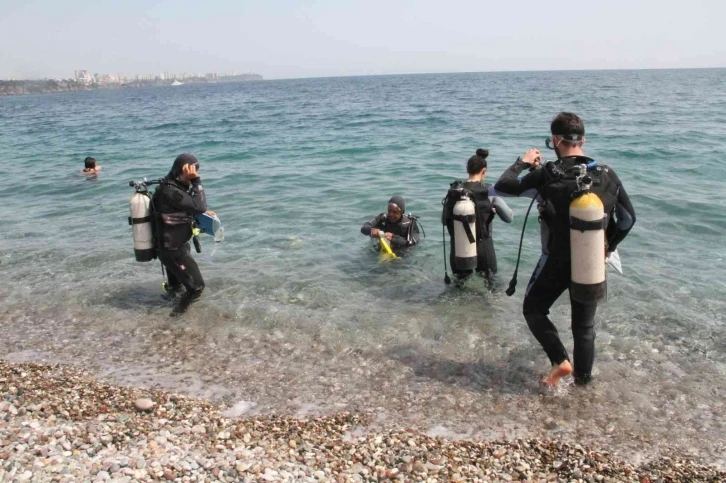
{"left": 1, "top": 69, "right": 725, "bottom": 464}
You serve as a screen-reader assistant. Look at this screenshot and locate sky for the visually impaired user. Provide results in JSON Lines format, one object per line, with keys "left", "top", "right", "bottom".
{"left": 0, "top": 0, "right": 724, "bottom": 80}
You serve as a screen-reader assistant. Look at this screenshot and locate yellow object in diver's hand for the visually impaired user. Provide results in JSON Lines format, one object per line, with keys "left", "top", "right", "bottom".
{"left": 378, "top": 232, "right": 398, "bottom": 259}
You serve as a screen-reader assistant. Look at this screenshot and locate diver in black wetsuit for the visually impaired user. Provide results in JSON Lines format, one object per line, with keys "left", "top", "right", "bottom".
{"left": 442, "top": 148, "right": 513, "bottom": 280}
{"left": 361, "top": 195, "right": 420, "bottom": 252}
{"left": 495, "top": 112, "right": 636, "bottom": 387}
{"left": 151, "top": 153, "right": 212, "bottom": 316}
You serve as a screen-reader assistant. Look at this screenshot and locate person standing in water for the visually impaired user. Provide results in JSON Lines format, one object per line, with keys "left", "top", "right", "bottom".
{"left": 442, "top": 148, "right": 513, "bottom": 281}
{"left": 495, "top": 112, "right": 636, "bottom": 387}
{"left": 361, "top": 195, "right": 420, "bottom": 253}
{"left": 151, "top": 153, "right": 215, "bottom": 316}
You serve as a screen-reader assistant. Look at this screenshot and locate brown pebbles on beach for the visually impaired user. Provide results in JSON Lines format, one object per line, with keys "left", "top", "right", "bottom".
{"left": 0, "top": 360, "right": 723, "bottom": 482}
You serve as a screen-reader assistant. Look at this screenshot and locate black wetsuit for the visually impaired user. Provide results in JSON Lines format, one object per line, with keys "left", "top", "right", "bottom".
{"left": 361, "top": 214, "right": 420, "bottom": 251}
{"left": 495, "top": 156, "right": 636, "bottom": 384}
{"left": 442, "top": 181, "right": 499, "bottom": 278}
{"left": 151, "top": 176, "right": 207, "bottom": 304}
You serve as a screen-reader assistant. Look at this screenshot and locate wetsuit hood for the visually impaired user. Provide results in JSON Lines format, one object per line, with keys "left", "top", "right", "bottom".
{"left": 388, "top": 195, "right": 406, "bottom": 215}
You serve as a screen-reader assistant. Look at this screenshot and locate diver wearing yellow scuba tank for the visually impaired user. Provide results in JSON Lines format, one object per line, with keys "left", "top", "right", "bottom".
{"left": 495, "top": 112, "right": 636, "bottom": 387}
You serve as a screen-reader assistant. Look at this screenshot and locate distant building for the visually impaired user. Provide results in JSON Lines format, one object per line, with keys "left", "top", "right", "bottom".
{"left": 74, "top": 70, "right": 92, "bottom": 84}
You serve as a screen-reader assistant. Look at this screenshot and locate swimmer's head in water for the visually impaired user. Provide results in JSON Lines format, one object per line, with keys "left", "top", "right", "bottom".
{"left": 83, "top": 157, "right": 97, "bottom": 171}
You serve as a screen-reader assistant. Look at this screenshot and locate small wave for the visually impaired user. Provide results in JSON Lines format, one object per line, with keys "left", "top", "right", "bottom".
{"left": 148, "top": 122, "right": 186, "bottom": 130}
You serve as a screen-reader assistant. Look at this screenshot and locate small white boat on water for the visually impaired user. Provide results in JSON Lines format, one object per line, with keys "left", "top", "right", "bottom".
{"left": 171, "top": 80, "right": 183, "bottom": 86}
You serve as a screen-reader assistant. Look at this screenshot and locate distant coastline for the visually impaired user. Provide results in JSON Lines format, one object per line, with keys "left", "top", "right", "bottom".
{"left": 0, "top": 73, "right": 263, "bottom": 97}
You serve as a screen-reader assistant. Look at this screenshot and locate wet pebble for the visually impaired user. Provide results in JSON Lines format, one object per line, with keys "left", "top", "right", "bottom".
{"left": 134, "top": 398, "right": 155, "bottom": 412}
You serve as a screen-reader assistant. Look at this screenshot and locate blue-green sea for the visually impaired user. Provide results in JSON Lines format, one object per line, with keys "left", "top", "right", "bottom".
{"left": 1, "top": 69, "right": 725, "bottom": 463}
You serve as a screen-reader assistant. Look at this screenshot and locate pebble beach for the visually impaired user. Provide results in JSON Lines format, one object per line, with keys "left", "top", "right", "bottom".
{"left": 1, "top": 360, "right": 724, "bottom": 482}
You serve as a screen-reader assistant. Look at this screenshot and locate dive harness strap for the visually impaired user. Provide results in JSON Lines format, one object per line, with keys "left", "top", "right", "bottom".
{"left": 442, "top": 223, "right": 451, "bottom": 285}
{"left": 452, "top": 214, "right": 477, "bottom": 244}
{"left": 128, "top": 216, "right": 152, "bottom": 225}
{"left": 570, "top": 217, "right": 606, "bottom": 232}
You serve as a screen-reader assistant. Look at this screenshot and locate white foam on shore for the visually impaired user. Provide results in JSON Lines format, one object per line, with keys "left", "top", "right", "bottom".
{"left": 223, "top": 400, "right": 257, "bottom": 417}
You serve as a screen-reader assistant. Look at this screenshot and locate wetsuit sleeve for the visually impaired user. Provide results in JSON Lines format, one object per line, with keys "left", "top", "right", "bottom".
{"left": 490, "top": 196, "right": 514, "bottom": 223}
{"left": 494, "top": 159, "right": 545, "bottom": 196}
{"left": 167, "top": 178, "right": 207, "bottom": 214}
{"left": 605, "top": 170, "right": 636, "bottom": 252}
{"left": 361, "top": 214, "right": 384, "bottom": 236}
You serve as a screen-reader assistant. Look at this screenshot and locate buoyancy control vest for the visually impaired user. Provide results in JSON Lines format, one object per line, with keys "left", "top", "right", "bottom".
{"left": 505, "top": 156, "right": 620, "bottom": 298}
{"left": 541, "top": 156, "right": 618, "bottom": 303}
{"left": 151, "top": 179, "right": 196, "bottom": 250}
{"left": 537, "top": 157, "right": 618, "bottom": 253}
{"left": 375, "top": 213, "right": 421, "bottom": 247}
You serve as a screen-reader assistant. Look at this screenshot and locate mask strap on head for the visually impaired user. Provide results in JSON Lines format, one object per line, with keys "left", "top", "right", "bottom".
{"left": 547, "top": 134, "right": 584, "bottom": 149}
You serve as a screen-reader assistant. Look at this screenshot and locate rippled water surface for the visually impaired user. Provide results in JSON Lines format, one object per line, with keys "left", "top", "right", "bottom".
{"left": 1, "top": 70, "right": 725, "bottom": 464}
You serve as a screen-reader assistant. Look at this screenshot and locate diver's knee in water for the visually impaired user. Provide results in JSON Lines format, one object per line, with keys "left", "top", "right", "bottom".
{"left": 572, "top": 325, "right": 595, "bottom": 339}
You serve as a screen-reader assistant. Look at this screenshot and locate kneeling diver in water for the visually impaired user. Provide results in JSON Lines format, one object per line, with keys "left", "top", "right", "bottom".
{"left": 151, "top": 154, "right": 216, "bottom": 316}
{"left": 361, "top": 195, "right": 421, "bottom": 255}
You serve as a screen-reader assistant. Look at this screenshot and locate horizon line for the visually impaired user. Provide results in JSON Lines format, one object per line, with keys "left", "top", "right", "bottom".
{"left": 3, "top": 65, "right": 724, "bottom": 83}
{"left": 265, "top": 65, "right": 726, "bottom": 81}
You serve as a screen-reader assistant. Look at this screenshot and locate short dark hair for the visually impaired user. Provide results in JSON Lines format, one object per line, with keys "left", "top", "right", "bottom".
{"left": 550, "top": 112, "right": 585, "bottom": 146}
{"left": 466, "top": 148, "right": 489, "bottom": 175}
{"left": 84, "top": 157, "right": 96, "bottom": 169}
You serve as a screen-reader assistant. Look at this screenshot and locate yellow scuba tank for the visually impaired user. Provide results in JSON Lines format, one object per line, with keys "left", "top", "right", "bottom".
{"left": 570, "top": 191, "right": 606, "bottom": 303}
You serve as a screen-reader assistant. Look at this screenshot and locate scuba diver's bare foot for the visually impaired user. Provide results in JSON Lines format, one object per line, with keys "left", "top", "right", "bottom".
{"left": 541, "top": 360, "right": 573, "bottom": 388}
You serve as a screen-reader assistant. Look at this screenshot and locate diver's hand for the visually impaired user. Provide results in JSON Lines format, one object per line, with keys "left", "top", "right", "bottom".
{"left": 384, "top": 232, "right": 393, "bottom": 241}
{"left": 182, "top": 163, "right": 199, "bottom": 181}
{"left": 521, "top": 149, "right": 541, "bottom": 167}
{"left": 205, "top": 210, "right": 216, "bottom": 217}
{"left": 370, "top": 228, "right": 380, "bottom": 238}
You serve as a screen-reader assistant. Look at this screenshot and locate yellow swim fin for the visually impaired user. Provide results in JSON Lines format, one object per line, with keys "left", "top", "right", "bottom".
{"left": 379, "top": 235, "right": 398, "bottom": 259}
